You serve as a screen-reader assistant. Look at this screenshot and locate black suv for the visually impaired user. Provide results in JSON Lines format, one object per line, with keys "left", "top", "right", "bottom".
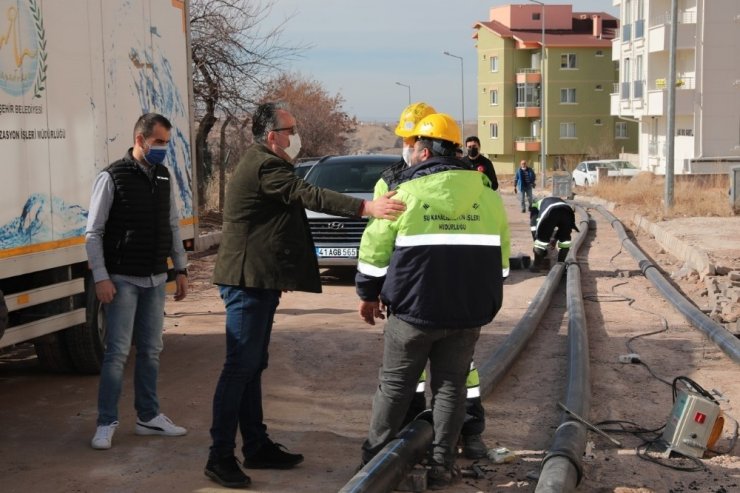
{"left": 303, "top": 154, "right": 399, "bottom": 266}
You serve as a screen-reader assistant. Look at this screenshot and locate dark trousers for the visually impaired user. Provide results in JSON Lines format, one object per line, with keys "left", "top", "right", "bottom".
{"left": 403, "top": 381, "right": 485, "bottom": 436}
{"left": 209, "top": 286, "right": 280, "bottom": 459}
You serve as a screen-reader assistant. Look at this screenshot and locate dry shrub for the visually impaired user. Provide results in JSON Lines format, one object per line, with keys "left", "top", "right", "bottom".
{"left": 587, "top": 172, "right": 732, "bottom": 220}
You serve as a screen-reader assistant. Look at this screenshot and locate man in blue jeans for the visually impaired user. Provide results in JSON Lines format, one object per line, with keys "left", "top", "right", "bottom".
{"left": 206, "top": 102, "right": 405, "bottom": 488}
{"left": 85, "top": 113, "right": 189, "bottom": 450}
{"left": 514, "top": 159, "right": 536, "bottom": 213}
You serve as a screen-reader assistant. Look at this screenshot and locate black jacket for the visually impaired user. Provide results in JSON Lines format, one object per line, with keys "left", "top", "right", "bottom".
{"left": 462, "top": 154, "right": 498, "bottom": 190}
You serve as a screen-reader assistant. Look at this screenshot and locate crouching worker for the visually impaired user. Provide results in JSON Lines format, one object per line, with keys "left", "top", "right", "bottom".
{"left": 355, "top": 113, "right": 510, "bottom": 490}
{"left": 529, "top": 196, "right": 579, "bottom": 272}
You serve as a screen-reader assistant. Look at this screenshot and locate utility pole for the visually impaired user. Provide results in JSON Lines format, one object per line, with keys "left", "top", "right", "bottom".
{"left": 665, "top": 0, "right": 678, "bottom": 212}
{"left": 443, "top": 51, "right": 465, "bottom": 131}
{"left": 529, "top": 0, "right": 547, "bottom": 188}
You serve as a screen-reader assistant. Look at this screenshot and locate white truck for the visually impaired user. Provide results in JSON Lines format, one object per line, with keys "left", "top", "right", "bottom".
{"left": 0, "top": 0, "right": 197, "bottom": 372}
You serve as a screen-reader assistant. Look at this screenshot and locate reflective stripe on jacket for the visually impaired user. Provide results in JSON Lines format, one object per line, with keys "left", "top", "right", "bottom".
{"left": 356, "top": 157, "right": 510, "bottom": 330}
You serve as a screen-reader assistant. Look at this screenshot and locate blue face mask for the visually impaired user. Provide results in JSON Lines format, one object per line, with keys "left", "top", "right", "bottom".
{"left": 144, "top": 145, "right": 168, "bottom": 165}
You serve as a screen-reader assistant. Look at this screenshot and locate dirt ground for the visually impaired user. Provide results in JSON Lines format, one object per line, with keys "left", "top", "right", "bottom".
{"left": 1, "top": 189, "right": 739, "bottom": 493}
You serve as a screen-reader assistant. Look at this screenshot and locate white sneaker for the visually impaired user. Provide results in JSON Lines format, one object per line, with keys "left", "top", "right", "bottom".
{"left": 135, "top": 413, "right": 187, "bottom": 436}
{"left": 91, "top": 421, "right": 119, "bottom": 450}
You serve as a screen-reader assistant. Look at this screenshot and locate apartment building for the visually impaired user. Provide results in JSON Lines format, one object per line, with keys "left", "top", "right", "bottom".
{"left": 473, "top": 4, "right": 637, "bottom": 176}
{"left": 612, "top": 0, "right": 740, "bottom": 174}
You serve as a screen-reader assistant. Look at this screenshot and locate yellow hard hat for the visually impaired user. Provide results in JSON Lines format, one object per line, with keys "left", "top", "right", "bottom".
{"left": 412, "top": 113, "right": 462, "bottom": 147}
{"left": 395, "top": 102, "right": 437, "bottom": 137}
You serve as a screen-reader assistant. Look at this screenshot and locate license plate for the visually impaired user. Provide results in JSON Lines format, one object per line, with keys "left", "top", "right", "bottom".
{"left": 316, "top": 247, "right": 358, "bottom": 258}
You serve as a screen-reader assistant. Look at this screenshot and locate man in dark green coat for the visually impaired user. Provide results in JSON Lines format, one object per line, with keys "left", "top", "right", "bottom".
{"left": 205, "top": 102, "right": 405, "bottom": 488}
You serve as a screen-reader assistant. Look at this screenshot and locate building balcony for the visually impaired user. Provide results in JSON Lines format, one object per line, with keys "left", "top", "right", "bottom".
{"left": 646, "top": 82, "right": 695, "bottom": 116}
{"left": 516, "top": 69, "right": 541, "bottom": 84}
{"left": 648, "top": 12, "right": 697, "bottom": 52}
{"left": 515, "top": 105, "right": 540, "bottom": 118}
{"left": 515, "top": 137, "right": 541, "bottom": 152}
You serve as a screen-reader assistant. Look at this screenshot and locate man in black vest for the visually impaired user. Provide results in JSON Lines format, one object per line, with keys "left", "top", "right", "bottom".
{"left": 86, "top": 113, "right": 189, "bottom": 451}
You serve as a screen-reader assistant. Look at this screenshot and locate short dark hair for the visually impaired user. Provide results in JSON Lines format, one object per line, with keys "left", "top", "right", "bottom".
{"left": 252, "top": 102, "right": 289, "bottom": 142}
{"left": 133, "top": 113, "right": 172, "bottom": 141}
{"left": 465, "top": 136, "right": 481, "bottom": 146}
{"left": 418, "top": 137, "right": 456, "bottom": 158}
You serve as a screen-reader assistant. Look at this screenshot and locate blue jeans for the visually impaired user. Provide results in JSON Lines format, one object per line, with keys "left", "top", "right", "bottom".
{"left": 97, "top": 279, "right": 165, "bottom": 425}
{"left": 209, "top": 286, "right": 281, "bottom": 459}
{"left": 519, "top": 186, "right": 534, "bottom": 211}
{"left": 362, "top": 316, "right": 480, "bottom": 466}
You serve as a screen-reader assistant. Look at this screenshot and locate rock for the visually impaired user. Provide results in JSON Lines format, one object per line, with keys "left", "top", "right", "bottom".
{"left": 728, "top": 287, "right": 740, "bottom": 304}
{"left": 672, "top": 264, "right": 698, "bottom": 280}
{"left": 716, "top": 266, "right": 733, "bottom": 275}
{"left": 705, "top": 277, "right": 721, "bottom": 294}
{"left": 721, "top": 303, "right": 740, "bottom": 324}
{"left": 729, "top": 271, "right": 740, "bottom": 282}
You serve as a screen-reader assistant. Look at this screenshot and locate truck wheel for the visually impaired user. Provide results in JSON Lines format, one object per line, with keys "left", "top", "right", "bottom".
{"left": 34, "top": 333, "right": 75, "bottom": 373}
{"left": 65, "top": 275, "right": 105, "bottom": 374}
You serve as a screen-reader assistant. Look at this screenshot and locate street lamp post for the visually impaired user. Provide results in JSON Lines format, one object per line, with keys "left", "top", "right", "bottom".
{"left": 528, "top": 0, "right": 547, "bottom": 188}
{"left": 443, "top": 51, "right": 465, "bottom": 132}
{"left": 395, "top": 82, "right": 411, "bottom": 104}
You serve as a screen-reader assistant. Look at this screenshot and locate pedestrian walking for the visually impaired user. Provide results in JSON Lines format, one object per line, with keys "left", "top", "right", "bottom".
{"left": 514, "top": 160, "right": 536, "bottom": 212}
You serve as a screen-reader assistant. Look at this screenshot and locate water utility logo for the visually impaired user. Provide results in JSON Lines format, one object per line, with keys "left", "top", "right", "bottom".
{"left": 0, "top": 0, "right": 46, "bottom": 98}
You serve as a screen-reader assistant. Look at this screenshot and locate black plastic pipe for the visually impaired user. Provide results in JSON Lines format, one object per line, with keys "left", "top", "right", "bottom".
{"left": 338, "top": 417, "right": 433, "bottom": 493}
{"left": 597, "top": 205, "right": 740, "bottom": 364}
{"left": 536, "top": 206, "right": 592, "bottom": 492}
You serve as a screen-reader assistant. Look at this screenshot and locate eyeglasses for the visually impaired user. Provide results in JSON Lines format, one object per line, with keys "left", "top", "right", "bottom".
{"left": 272, "top": 126, "right": 297, "bottom": 135}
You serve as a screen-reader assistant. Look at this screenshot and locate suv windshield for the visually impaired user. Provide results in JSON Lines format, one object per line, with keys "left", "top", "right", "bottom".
{"left": 305, "top": 160, "right": 391, "bottom": 193}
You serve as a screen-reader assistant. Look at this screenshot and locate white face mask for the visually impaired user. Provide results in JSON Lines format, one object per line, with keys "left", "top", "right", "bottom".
{"left": 402, "top": 145, "right": 413, "bottom": 166}
{"left": 282, "top": 133, "right": 302, "bottom": 160}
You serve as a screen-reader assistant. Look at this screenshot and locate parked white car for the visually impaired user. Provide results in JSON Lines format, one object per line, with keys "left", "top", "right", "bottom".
{"left": 571, "top": 160, "right": 640, "bottom": 186}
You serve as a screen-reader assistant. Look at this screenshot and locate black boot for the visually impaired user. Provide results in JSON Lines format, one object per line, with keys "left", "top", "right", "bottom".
{"left": 557, "top": 248, "right": 569, "bottom": 262}
{"left": 530, "top": 249, "right": 547, "bottom": 272}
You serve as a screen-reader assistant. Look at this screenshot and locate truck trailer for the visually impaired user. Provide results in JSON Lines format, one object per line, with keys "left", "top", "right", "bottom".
{"left": 0, "top": 0, "right": 197, "bottom": 372}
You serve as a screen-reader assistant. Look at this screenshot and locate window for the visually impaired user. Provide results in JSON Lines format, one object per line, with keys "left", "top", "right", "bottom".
{"left": 560, "top": 122, "right": 576, "bottom": 139}
{"left": 532, "top": 13, "right": 541, "bottom": 20}
{"left": 595, "top": 84, "right": 603, "bottom": 91}
{"left": 595, "top": 50, "right": 604, "bottom": 57}
{"left": 490, "top": 123, "right": 499, "bottom": 139}
{"left": 516, "top": 83, "right": 540, "bottom": 107}
{"left": 490, "top": 56, "right": 498, "bottom": 72}
{"left": 616, "top": 122, "right": 628, "bottom": 139}
{"left": 594, "top": 119, "right": 603, "bottom": 125}
{"left": 560, "top": 88, "right": 576, "bottom": 104}
{"left": 489, "top": 89, "right": 498, "bottom": 106}
{"left": 560, "top": 53, "right": 577, "bottom": 69}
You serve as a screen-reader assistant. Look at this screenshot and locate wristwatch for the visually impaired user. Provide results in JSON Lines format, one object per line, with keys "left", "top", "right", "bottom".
{"left": 175, "top": 268, "right": 188, "bottom": 277}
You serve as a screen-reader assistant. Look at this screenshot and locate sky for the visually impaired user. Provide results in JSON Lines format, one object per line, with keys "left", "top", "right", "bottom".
{"left": 261, "top": 0, "right": 619, "bottom": 122}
